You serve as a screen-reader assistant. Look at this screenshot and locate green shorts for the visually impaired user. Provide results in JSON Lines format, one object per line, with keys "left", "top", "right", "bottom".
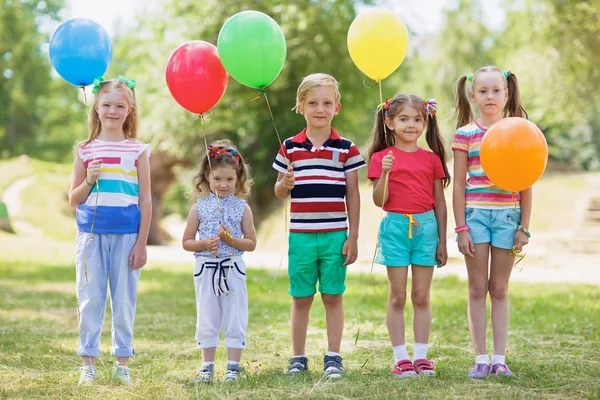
{"left": 288, "top": 230, "right": 348, "bottom": 297}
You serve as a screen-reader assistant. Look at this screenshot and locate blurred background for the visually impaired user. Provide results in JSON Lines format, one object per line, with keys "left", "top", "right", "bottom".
{"left": 1, "top": 0, "right": 599, "bottom": 268}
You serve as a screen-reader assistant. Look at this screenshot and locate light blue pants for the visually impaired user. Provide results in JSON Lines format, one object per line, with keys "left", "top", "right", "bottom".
{"left": 75, "top": 232, "right": 141, "bottom": 358}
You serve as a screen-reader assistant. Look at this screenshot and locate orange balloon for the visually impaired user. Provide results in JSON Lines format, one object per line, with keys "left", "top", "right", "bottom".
{"left": 480, "top": 118, "right": 548, "bottom": 193}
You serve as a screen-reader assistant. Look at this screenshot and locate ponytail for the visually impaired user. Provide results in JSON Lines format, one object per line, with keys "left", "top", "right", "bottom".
{"left": 504, "top": 72, "right": 528, "bottom": 119}
{"left": 425, "top": 113, "right": 451, "bottom": 188}
{"left": 454, "top": 75, "right": 473, "bottom": 130}
{"left": 367, "top": 107, "right": 394, "bottom": 161}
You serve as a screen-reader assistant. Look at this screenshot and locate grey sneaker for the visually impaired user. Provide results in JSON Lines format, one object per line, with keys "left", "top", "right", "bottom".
{"left": 323, "top": 355, "right": 345, "bottom": 379}
{"left": 78, "top": 365, "right": 96, "bottom": 385}
{"left": 225, "top": 363, "right": 244, "bottom": 383}
{"left": 285, "top": 356, "right": 308, "bottom": 376}
{"left": 112, "top": 363, "right": 133, "bottom": 385}
{"left": 195, "top": 364, "right": 214, "bottom": 384}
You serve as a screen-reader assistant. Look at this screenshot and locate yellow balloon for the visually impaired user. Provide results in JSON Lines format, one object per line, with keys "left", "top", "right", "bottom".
{"left": 347, "top": 8, "right": 409, "bottom": 81}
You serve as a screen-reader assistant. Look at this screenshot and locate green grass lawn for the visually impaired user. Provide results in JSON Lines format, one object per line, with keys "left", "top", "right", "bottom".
{"left": 1, "top": 261, "right": 599, "bottom": 399}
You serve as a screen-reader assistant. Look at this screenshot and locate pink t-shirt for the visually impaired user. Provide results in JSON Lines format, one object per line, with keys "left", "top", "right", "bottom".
{"left": 367, "top": 146, "right": 445, "bottom": 214}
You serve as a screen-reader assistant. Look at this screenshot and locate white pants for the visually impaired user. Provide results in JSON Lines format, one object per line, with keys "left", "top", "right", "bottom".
{"left": 193, "top": 255, "right": 248, "bottom": 349}
{"left": 75, "top": 232, "right": 140, "bottom": 358}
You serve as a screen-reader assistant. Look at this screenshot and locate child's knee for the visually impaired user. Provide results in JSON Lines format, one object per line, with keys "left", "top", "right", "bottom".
{"left": 321, "top": 293, "right": 342, "bottom": 308}
{"left": 388, "top": 291, "right": 407, "bottom": 310}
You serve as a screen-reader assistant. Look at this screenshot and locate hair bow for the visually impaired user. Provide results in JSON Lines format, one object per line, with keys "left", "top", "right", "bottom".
{"left": 467, "top": 74, "right": 474, "bottom": 83}
{"left": 376, "top": 98, "right": 391, "bottom": 113}
{"left": 91, "top": 76, "right": 104, "bottom": 95}
{"left": 116, "top": 75, "right": 136, "bottom": 90}
{"left": 207, "top": 145, "right": 241, "bottom": 163}
{"left": 423, "top": 98, "right": 438, "bottom": 118}
{"left": 503, "top": 70, "right": 511, "bottom": 79}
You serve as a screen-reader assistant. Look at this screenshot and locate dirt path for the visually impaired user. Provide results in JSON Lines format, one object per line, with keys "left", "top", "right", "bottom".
{"left": 2, "top": 176, "right": 43, "bottom": 236}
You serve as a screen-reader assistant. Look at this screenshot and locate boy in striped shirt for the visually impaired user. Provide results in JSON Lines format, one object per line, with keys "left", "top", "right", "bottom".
{"left": 273, "top": 73, "right": 365, "bottom": 379}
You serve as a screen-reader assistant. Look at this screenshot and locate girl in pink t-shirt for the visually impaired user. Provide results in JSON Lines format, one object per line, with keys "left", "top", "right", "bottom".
{"left": 367, "top": 93, "right": 450, "bottom": 378}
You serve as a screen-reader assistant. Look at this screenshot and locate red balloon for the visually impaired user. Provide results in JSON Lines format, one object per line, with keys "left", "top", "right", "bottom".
{"left": 166, "top": 41, "right": 229, "bottom": 114}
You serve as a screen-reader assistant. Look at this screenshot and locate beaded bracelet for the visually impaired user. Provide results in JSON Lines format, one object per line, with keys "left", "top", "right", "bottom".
{"left": 454, "top": 224, "right": 469, "bottom": 233}
{"left": 517, "top": 225, "right": 531, "bottom": 238}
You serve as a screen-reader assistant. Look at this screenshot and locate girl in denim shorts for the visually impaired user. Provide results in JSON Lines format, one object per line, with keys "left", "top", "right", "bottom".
{"left": 367, "top": 94, "right": 450, "bottom": 378}
{"left": 452, "top": 66, "right": 532, "bottom": 379}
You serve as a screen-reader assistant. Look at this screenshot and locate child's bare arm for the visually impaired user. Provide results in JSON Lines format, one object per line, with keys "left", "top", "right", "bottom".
{"left": 182, "top": 204, "right": 218, "bottom": 253}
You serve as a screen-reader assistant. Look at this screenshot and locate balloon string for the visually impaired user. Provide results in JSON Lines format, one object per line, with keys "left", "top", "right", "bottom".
{"left": 80, "top": 86, "right": 87, "bottom": 105}
{"left": 261, "top": 90, "right": 289, "bottom": 311}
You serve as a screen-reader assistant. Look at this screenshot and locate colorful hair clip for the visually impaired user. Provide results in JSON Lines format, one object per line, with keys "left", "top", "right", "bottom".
{"left": 467, "top": 74, "right": 474, "bottom": 83}
{"left": 423, "top": 98, "right": 438, "bottom": 118}
{"left": 376, "top": 98, "right": 391, "bottom": 113}
{"left": 207, "top": 145, "right": 241, "bottom": 163}
{"left": 503, "top": 70, "right": 511, "bottom": 79}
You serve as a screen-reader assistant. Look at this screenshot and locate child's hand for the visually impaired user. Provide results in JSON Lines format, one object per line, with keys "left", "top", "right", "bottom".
{"left": 202, "top": 237, "right": 219, "bottom": 254}
{"left": 280, "top": 166, "right": 295, "bottom": 190}
{"left": 342, "top": 237, "right": 358, "bottom": 266}
{"left": 457, "top": 230, "right": 475, "bottom": 257}
{"left": 129, "top": 242, "right": 147, "bottom": 270}
{"left": 382, "top": 151, "right": 394, "bottom": 172}
{"left": 513, "top": 230, "right": 529, "bottom": 252}
{"left": 218, "top": 224, "right": 234, "bottom": 245}
{"left": 436, "top": 242, "right": 448, "bottom": 268}
{"left": 86, "top": 159, "right": 102, "bottom": 184}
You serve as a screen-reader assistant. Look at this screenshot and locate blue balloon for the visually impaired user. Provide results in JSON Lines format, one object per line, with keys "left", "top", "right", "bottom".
{"left": 49, "top": 18, "right": 112, "bottom": 87}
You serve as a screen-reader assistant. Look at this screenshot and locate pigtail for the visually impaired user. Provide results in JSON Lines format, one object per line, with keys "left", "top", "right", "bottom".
{"left": 454, "top": 75, "right": 473, "bottom": 130}
{"left": 367, "top": 107, "right": 394, "bottom": 161}
{"left": 235, "top": 152, "right": 254, "bottom": 199}
{"left": 503, "top": 72, "right": 528, "bottom": 120}
{"left": 425, "top": 113, "right": 451, "bottom": 188}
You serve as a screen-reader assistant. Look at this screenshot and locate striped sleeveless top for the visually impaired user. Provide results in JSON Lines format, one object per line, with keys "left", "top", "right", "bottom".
{"left": 76, "top": 139, "right": 151, "bottom": 234}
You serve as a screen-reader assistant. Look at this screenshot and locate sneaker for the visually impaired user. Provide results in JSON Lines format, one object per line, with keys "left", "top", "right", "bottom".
{"left": 225, "top": 363, "right": 244, "bottom": 383}
{"left": 413, "top": 359, "right": 436, "bottom": 376}
{"left": 78, "top": 365, "right": 96, "bottom": 385}
{"left": 468, "top": 363, "right": 491, "bottom": 379}
{"left": 491, "top": 363, "right": 514, "bottom": 377}
{"left": 112, "top": 363, "right": 133, "bottom": 385}
{"left": 195, "top": 364, "right": 214, "bottom": 384}
{"left": 285, "top": 356, "right": 308, "bottom": 376}
{"left": 393, "top": 359, "right": 418, "bottom": 378}
{"left": 323, "top": 355, "right": 345, "bottom": 379}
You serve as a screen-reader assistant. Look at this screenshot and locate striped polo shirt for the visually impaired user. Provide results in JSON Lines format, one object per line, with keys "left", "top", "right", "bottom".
{"left": 452, "top": 121, "right": 520, "bottom": 209}
{"left": 76, "top": 139, "right": 151, "bottom": 234}
{"left": 272, "top": 128, "right": 365, "bottom": 232}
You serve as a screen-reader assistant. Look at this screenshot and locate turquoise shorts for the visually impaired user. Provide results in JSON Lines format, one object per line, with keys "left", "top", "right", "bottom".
{"left": 459, "top": 207, "right": 521, "bottom": 250}
{"left": 288, "top": 230, "right": 348, "bottom": 297}
{"left": 375, "top": 210, "right": 439, "bottom": 267}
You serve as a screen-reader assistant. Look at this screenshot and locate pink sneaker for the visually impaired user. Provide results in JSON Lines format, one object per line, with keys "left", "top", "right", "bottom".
{"left": 468, "top": 363, "right": 491, "bottom": 379}
{"left": 413, "top": 359, "right": 436, "bottom": 376}
{"left": 491, "top": 363, "right": 513, "bottom": 377}
{"left": 393, "top": 359, "right": 418, "bottom": 378}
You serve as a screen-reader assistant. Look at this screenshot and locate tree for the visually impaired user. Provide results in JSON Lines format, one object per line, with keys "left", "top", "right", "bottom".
{"left": 0, "top": 0, "right": 64, "bottom": 158}
{"left": 112, "top": 0, "right": 376, "bottom": 242}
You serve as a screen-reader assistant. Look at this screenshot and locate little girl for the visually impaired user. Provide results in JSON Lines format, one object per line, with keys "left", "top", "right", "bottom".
{"left": 367, "top": 94, "right": 450, "bottom": 378}
{"left": 68, "top": 76, "right": 151, "bottom": 385}
{"left": 182, "top": 140, "right": 257, "bottom": 384}
{"left": 452, "top": 66, "right": 531, "bottom": 379}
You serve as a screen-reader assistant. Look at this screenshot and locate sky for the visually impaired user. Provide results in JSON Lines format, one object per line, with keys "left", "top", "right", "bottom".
{"left": 62, "top": 0, "right": 505, "bottom": 38}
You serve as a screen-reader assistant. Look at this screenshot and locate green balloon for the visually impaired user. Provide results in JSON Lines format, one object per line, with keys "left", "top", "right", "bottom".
{"left": 217, "top": 11, "right": 286, "bottom": 90}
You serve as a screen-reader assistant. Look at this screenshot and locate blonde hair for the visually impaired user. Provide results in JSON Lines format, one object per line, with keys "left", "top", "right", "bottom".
{"left": 192, "top": 139, "right": 253, "bottom": 199}
{"left": 454, "top": 66, "right": 528, "bottom": 129}
{"left": 80, "top": 79, "right": 138, "bottom": 147}
{"left": 293, "top": 73, "right": 341, "bottom": 113}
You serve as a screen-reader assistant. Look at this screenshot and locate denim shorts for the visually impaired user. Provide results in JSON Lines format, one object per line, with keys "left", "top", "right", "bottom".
{"left": 375, "top": 210, "right": 439, "bottom": 267}
{"left": 461, "top": 207, "right": 521, "bottom": 250}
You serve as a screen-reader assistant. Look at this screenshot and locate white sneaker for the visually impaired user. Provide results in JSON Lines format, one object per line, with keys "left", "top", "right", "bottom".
{"left": 112, "top": 363, "right": 133, "bottom": 385}
{"left": 225, "top": 363, "right": 244, "bottom": 383}
{"left": 78, "top": 365, "right": 96, "bottom": 385}
{"left": 195, "top": 364, "right": 214, "bottom": 384}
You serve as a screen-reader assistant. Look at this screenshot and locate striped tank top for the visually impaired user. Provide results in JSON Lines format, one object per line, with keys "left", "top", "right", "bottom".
{"left": 76, "top": 139, "right": 151, "bottom": 234}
